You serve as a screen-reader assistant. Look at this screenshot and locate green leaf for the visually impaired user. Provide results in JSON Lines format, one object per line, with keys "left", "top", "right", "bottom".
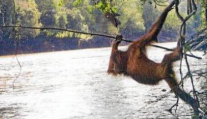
{"left": 184, "top": 43, "right": 191, "bottom": 53}
{"left": 58, "top": 0, "right": 66, "bottom": 7}
{"left": 96, "top": 2, "right": 111, "bottom": 12}
{"left": 73, "top": 0, "right": 82, "bottom": 7}
{"left": 111, "top": 7, "right": 117, "bottom": 13}
{"left": 87, "top": 6, "right": 94, "bottom": 14}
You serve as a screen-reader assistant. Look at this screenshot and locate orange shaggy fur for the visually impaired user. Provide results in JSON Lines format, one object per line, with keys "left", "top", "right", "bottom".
{"left": 107, "top": 1, "right": 199, "bottom": 115}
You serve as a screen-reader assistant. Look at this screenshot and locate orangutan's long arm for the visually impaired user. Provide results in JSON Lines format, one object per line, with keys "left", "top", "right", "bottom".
{"left": 131, "top": 1, "right": 176, "bottom": 49}
{"left": 107, "top": 55, "right": 116, "bottom": 74}
{"left": 147, "top": 0, "right": 175, "bottom": 38}
{"left": 107, "top": 41, "right": 120, "bottom": 74}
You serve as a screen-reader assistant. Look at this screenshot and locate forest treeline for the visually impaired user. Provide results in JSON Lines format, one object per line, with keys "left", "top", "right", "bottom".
{"left": 0, "top": 0, "right": 205, "bottom": 55}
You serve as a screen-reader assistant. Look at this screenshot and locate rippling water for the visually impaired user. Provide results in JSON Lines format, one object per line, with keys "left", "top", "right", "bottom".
{"left": 0, "top": 43, "right": 206, "bottom": 119}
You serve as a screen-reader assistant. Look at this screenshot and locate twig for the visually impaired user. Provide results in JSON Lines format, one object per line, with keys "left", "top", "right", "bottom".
{"left": 185, "top": 0, "right": 200, "bottom": 108}
{"left": 150, "top": 44, "right": 174, "bottom": 51}
{"left": 153, "top": 0, "right": 168, "bottom": 7}
{"left": 12, "top": 41, "right": 22, "bottom": 89}
{"left": 175, "top": 0, "right": 200, "bottom": 114}
{"left": 186, "top": 54, "right": 202, "bottom": 59}
{"left": 150, "top": 44, "right": 202, "bottom": 59}
{"left": 168, "top": 97, "right": 179, "bottom": 113}
{"left": 189, "top": 27, "right": 207, "bottom": 40}
{"left": 11, "top": 0, "right": 22, "bottom": 89}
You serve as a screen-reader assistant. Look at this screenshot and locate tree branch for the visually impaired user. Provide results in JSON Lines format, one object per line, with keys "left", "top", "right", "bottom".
{"left": 0, "top": 25, "right": 201, "bottom": 60}
{"left": 0, "top": 25, "right": 116, "bottom": 39}
{"left": 175, "top": 0, "right": 200, "bottom": 115}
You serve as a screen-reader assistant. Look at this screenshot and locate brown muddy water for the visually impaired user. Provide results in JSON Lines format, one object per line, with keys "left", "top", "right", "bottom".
{"left": 0, "top": 42, "right": 206, "bottom": 119}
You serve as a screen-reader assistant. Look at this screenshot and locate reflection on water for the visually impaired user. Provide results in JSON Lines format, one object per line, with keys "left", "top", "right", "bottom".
{"left": 0, "top": 43, "right": 206, "bottom": 119}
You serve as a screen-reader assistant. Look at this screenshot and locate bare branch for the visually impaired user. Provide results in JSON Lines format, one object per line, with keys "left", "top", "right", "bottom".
{"left": 0, "top": 25, "right": 116, "bottom": 39}
{"left": 0, "top": 25, "right": 201, "bottom": 60}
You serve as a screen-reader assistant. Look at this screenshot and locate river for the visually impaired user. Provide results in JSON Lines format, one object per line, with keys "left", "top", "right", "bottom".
{"left": 0, "top": 42, "right": 206, "bottom": 119}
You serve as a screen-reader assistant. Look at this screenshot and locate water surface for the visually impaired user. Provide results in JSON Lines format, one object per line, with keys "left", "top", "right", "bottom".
{"left": 0, "top": 43, "right": 206, "bottom": 119}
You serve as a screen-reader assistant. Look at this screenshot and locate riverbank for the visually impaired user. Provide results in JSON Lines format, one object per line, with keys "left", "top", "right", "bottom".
{"left": 0, "top": 34, "right": 178, "bottom": 56}
{"left": 0, "top": 36, "right": 112, "bottom": 56}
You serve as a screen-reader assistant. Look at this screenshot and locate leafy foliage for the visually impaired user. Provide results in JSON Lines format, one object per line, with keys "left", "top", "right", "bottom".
{"left": 0, "top": 0, "right": 15, "bottom": 39}
{"left": 15, "top": 0, "right": 41, "bottom": 39}
{"left": 0, "top": 0, "right": 206, "bottom": 41}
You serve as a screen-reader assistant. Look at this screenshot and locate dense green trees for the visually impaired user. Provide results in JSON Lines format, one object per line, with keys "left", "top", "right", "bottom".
{"left": 0, "top": 0, "right": 206, "bottom": 41}
{"left": 0, "top": 0, "right": 15, "bottom": 39}
{"left": 16, "top": 0, "right": 41, "bottom": 39}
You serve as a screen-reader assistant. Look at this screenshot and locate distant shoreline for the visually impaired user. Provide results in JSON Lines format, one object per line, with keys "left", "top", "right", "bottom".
{"left": 0, "top": 40, "right": 177, "bottom": 57}
{"left": 0, "top": 36, "right": 177, "bottom": 56}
